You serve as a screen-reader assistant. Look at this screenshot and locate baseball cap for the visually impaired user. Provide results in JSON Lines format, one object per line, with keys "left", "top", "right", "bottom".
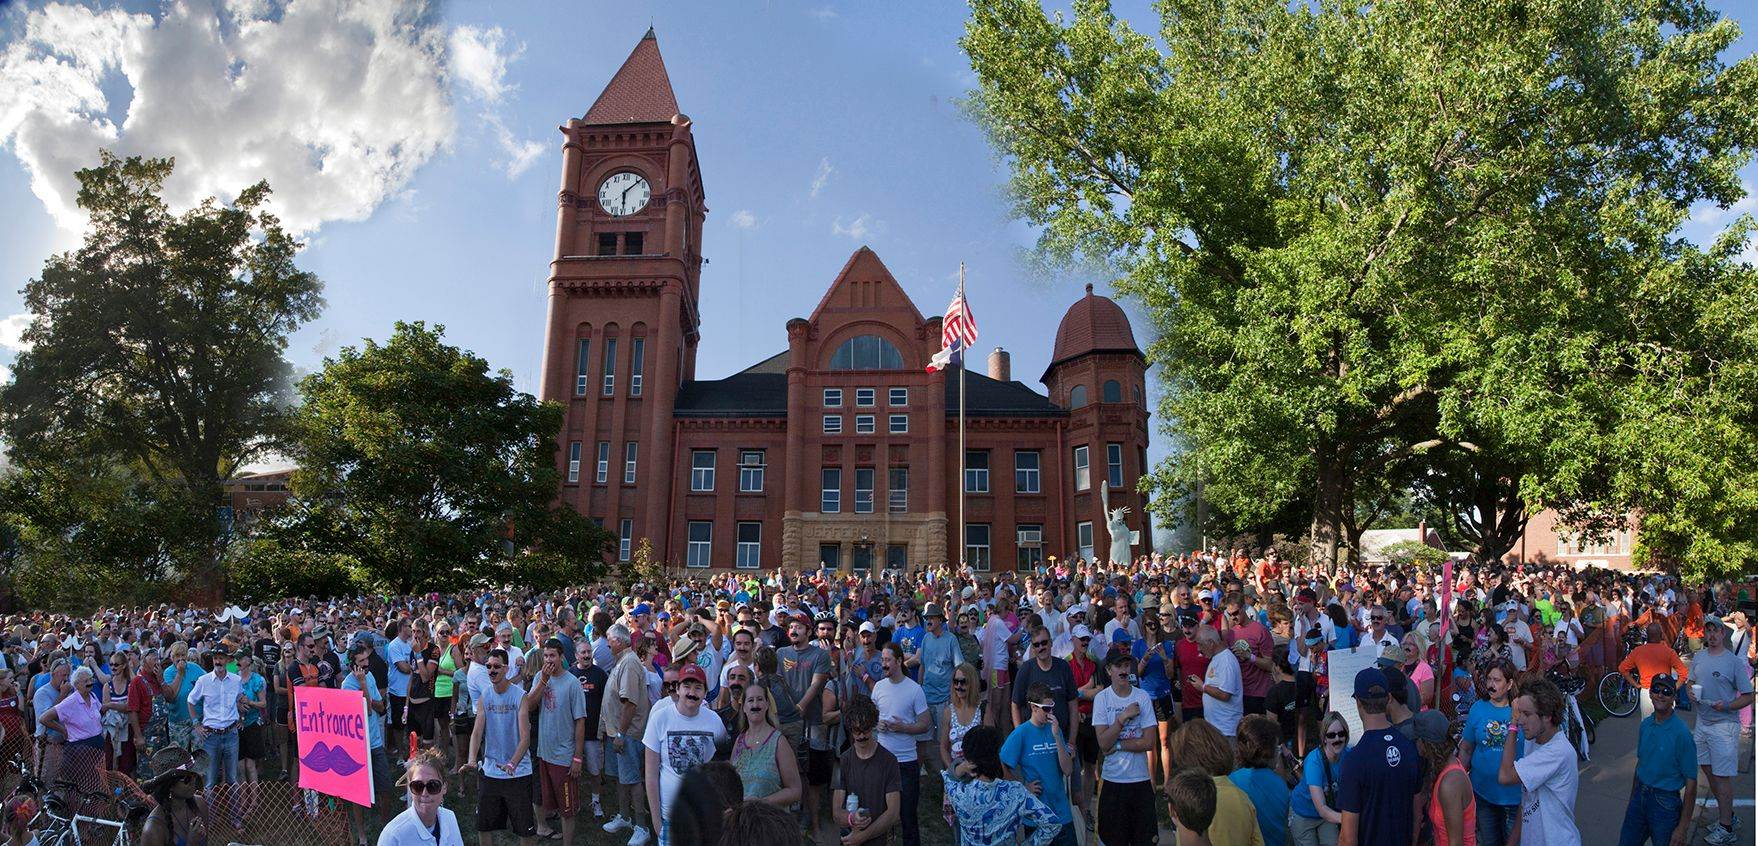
{"left": 676, "top": 664, "right": 708, "bottom": 686}
{"left": 1353, "top": 667, "right": 1390, "bottom": 699}
{"left": 1297, "top": 588, "right": 1318, "bottom": 603}
{"left": 1111, "top": 629, "right": 1134, "bottom": 645}
{"left": 631, "top": 603, "right": 652, "bottom": 617}
{"left": 1650, "top": 673, "right": 1678, "bottom": 697}
{"left": 1377, "top": 645, "right": 1410, "bottom": 667}
{"left": 1072, "top": 625, "right": 1093, "bottom": 640}
{"left": 1704, "top": 615, "right": 1729, "bottom": 633}
{"left": 859, "top": 621, "right": 878, "bottom": 634}
{"left": 1412, "top": 710, "right": 1450, "bottom": 743}
{"left": 1177, "top": 610, "right": 1200, "bottom": 626}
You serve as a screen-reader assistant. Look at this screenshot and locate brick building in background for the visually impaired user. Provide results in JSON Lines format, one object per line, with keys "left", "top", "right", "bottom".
{"left": 536, "top": 31, "right": 1152, "bottom": 571}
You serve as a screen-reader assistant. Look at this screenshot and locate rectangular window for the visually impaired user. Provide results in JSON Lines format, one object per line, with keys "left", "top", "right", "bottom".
{"left": 888, "top": 467, "right": 909, "bottom": 512}
{"left": 855, "top": 415, "right": 876, "bottom": 434}
{"left": 630, "top": 338, "right": 645, "bottom": 397}
{"left": 966, "top": 524, "right": 992, "bottom": 572}
{"left": 854, "top": 468, "right": 875, "bottom": 513}
{"left": 886, "top": 544, "right": 908, "bottom": 570}
{"left": 687, "top": 521, "right": 712, "bottom": 568}
{"left": 823, "top": 388, "right": 843, "bottom": 408}
{"left": 738, "top": 450, "right": 765, "bottom": 492}
{"left": 853, "top": 544, "right": 873, "bottom": 571}
{"left": 965, "top": 449, "right": 990, "bottom": 493}
{"left": 575, "top": 340, "right": 590, "bottom": 396}
{"left": 821, "top": 468, "right": 841, "bottom": 513}
{"left": 601, "top": 338, "right": 617, "bottom": 396}
{"left": 736, "top": 522, "right": 762, "bottom": 569}
{"left": 623, "top": 442, "right": 638, "bottom": 485}
{"left": 819, "top": 543, "right": 841, "bottom": 570}
{"left": 1073, "top": 445, "right": 1091, "bottom": 491}
{"left": 618, "top": 519, "right": 633, "bottom": 562}
{"left": 888, "top": 414, "right": 908, "bottom": 434}
{"left": 690, "top": 450, "right": 716, "bottom": 491}
{"left": 623, "top": 231, "right": 644, "bottom": 255}
{"left": 889, "top": 387, "right": 908, "bottom": 407}
{"left": 1015, "top": 450, "right": 1041, "bottom": 493}
{"left": 1077, "top": 521, "right": 1094, "bottom": 561}
{"left": 855, "top": 387, "right": 876, "bottom": 407}
{"left": 597, "top": 233, "right": 617, "bottom": 256}
{"left": 1108, "top": 443, "right": 1124, "bottom": 488}
{"left": 823, "top": 414, "right": 843, "bottom": 435}
{"left": 566, "top": 441, "right": 581, "bottom": 483}
{"left": 1017, "top": 524, "right": 1044, "bottom": 571}
{"left": 595, "top": 441, "right": 610, "bottom": 484}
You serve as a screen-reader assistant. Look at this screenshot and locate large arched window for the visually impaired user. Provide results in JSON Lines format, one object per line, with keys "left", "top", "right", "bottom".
{"left": 1102, "top": 379, "right": 1123, "bottom": 403}
{"left": 1069, "top": 384, "right": 1088, "bottom": 408}
{"left": 830, "top": 335, "right": 904, "bottom": 370}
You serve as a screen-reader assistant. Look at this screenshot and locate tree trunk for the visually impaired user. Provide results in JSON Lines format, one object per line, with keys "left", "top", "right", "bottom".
{"left": 1311, "top": 446, "right": 1345, "bottom": 574}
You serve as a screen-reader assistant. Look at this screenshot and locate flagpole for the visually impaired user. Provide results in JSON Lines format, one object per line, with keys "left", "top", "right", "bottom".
{"left": 957, "top": 262, "right": 967, "bottom": 574}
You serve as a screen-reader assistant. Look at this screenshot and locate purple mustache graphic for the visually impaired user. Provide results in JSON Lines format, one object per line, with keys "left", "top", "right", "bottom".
{"left": 300, "top": 741, "right": 366, "bottom": 776}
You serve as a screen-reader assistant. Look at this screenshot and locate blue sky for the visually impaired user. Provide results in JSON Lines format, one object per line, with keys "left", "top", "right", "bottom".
{"left": 1, "top": 0, "right": 1753, "bottom": 494}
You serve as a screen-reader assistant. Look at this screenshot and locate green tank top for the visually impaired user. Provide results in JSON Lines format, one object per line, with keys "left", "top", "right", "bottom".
{"left": 435, "top": 647, "right": 457, "bottom": 697}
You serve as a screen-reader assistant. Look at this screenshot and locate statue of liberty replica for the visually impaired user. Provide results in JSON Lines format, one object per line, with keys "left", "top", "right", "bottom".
{"left": 1100, "top": 480, "right": 1134, "bottom": 565}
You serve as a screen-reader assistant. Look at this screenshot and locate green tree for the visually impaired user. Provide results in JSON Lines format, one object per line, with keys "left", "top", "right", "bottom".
{"left": 964, "top": 0, "right": 1758, "bottom": 572}
{"left": 0, "top": 152, "right": 323, "bottom": 597}
{"left": 279, "top": 322, "right": 612, "bottom": 594}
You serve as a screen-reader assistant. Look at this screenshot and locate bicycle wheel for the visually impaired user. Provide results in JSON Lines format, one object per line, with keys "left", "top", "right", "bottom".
{"left": 1598, "top": 672, "right": 1638, "bottom": 718}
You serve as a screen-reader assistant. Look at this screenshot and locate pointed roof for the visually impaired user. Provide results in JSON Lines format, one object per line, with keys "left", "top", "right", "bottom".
{"left": 584, "top": 29, "right": 680, "bottom": 125}
{"left": 807, "top": 247, "right": 927, "bottom": 325}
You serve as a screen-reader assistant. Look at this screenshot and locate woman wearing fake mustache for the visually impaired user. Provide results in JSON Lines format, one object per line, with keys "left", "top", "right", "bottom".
{"left": 730, "top": 680, "right": 802, "bottom": 805}
{"left": 377, "top": 749, "right": 463, "bottom": 846}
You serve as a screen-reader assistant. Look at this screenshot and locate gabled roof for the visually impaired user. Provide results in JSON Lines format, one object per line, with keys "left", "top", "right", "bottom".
{"left": 807, "top": 247, "right": 927, "bottom": 326}
{"left": 583, "top": 29, "right": 680, "bottom": 125}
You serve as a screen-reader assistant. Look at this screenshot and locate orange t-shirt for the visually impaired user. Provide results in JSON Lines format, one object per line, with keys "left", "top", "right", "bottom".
{"left": 1618, "top": 643, "right": 1688, "bottom": 688}
{"left": 1680, "top": 603, "right": 1705, "bottom": 639}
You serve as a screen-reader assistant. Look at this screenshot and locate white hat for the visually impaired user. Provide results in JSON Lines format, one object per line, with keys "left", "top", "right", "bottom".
{"left": 961, "top": 586, "right": 977, "bottom": 599}
{"left": 1072, "top": 625, "right": 1093, "bottom": 640}
{"left": 859, "top": 621, "right": 878, "bottom": 634}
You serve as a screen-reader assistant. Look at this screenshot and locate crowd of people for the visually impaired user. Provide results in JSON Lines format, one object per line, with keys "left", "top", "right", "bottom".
{"left": 0, "top": 549, "right": 1753, "bottom": 846}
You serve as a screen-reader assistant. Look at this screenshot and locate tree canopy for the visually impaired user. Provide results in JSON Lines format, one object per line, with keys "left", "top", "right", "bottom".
{"left": 265, "top": 322, "right": 613, "bottom": 595}
{"left": 964, "top": 0, "right": 1758, "bottom": 578}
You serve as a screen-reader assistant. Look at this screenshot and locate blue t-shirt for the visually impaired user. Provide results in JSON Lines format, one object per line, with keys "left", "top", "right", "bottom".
{"left": 1330, "top": 625, "right": 1359, "bottom": 651}
{"left": 919, "top": 629, "right": 963, "bottom": 705}
{"left": 1229, "top": 767, "right": 1291, "bottom": 846}
{"left": 1635, "top": 713, "right": 1697, "bottom": 791}
{"left": 386, "top": 637, "right": 413, "bottom": 697}
{"left": 340, "top": 672, "right": 385, "bottom": 750}
{"left": 239, "top": 674, "right": 267, "bottom": 727}
{"left": 998, "top": 720, "right": 1073, "bottom": 824}
{"left": 162, "top": 663, "right": 199, "bottom": 724}
{"left": 1130, "top": 640, "right": 1174, "bottom": 699}
{"left": 893, "top": 625, "right": 926, "bottom": 681}
{"left": 1461, "top": 699, "right": 1522, "bottom": 806}
{"left": 1291, "top": 747, "right": 1339, "bottom": 819}
{"left": 1336, "top": 728, "right": 1422, "bottom": 846}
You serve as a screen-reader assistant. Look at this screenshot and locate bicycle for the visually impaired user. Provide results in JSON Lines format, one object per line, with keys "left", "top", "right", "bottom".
{"left": 35, "top": 785, "right": 149, "bottom": 846}
{"left": 1597, "top": 670, "right": 1640, "bottom": 718}
{"left": 1546, "top": 665, "right": 1596, "bottom": 761}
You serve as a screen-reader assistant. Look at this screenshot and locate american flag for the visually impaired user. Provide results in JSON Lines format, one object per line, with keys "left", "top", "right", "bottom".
{"left": 926, "top": 268, "right": 977, "bottom": 372}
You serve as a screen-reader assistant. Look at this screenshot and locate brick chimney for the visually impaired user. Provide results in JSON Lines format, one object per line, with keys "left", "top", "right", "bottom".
{"left": 987, "top": 347, "right": 1011, "bottom": 382}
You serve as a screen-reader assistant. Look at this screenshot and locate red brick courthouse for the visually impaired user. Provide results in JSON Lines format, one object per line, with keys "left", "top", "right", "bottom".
{"left": 537, "top": 32, "right": 1151, "bottom": 571}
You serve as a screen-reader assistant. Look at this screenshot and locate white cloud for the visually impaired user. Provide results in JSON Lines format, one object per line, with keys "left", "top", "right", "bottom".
{"left": 806, "top": 7, "right": 839, "bottom": 21}
{"left": 0, "top": 361, "right": 10, "bottom": 385}
{"left": 810, "top": 157, "right": 834, "bottom": 198}
{"left": 832, "top": 214, "right": 879, "bottom": 240}
{"left": 1688, "top": 188, "right": 1756, "bottom": 230}
{"left": 449, "top": 25, "right": 515, "bottom": 103}
{"left": 729, "top": 209, "right": 758, "bottom": 230}
{"left": 487, "top": 114, "right": 545, "bottom": 178}
{"left": 0, "top": 313, "right": 31, "bottom": 353}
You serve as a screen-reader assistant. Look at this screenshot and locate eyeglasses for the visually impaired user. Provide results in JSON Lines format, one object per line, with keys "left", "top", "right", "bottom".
{"left": 487, "top": 664, "right": 505, "bottom": 671}
{"left": 1371, "top": 615, "right": 1386, "bottom": 622}
{"left": 1032, "top": 639, "right": 1050, "bottom": 648}
{"left": 1324, "top": 731, "right": 1348, "bottom": 740}
{"left": 408, "top": 778, "right": 445, "bottom": 795}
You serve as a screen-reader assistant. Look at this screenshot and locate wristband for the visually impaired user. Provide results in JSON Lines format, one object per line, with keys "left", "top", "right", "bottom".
{"left": 572, "top": 756, "right": 583, "bottom": 763}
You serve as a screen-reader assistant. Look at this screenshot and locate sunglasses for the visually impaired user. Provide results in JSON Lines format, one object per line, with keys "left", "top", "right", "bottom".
{"left": 408, "top": 778, "right": 445, "bottom": 795}
{"left": 487, "top": 664, "right": 505, "bottom": 671}
{"left": 1033, "top": 640, "right": 1050, "bottom": 648}
{"left": 1325, "top": 731, "right": 1348, "bottom": 740}
{"left": 952, "top": 678, "right": 968, "bottom": 686}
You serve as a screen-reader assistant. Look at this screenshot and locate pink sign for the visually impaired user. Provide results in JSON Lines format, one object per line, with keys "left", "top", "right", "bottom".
{"left": 293, "top": 686, "right": 374, "bottom": 806}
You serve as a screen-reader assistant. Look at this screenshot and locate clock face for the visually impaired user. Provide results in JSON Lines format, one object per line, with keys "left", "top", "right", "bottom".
{"left": 597, "top": 172, "right": 651, "bottom": 216}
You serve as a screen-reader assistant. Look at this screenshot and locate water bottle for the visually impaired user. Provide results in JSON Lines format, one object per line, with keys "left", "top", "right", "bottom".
{"left": 842, "top": 794, "right": 861, "bottom": 839}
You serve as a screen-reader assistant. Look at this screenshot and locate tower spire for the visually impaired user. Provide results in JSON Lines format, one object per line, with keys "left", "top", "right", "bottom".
{"left": 584, "top": 30, "right": 679, "bottom": 124}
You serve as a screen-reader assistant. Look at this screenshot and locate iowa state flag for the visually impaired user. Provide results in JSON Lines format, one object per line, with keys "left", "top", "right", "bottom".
{"left": 927, "top": 273, "right": 977, "bottom": 372}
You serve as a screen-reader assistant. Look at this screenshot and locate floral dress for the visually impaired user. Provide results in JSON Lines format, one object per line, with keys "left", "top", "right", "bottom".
{"left": 940, "top": 702, "right": 985, "bottom": 827}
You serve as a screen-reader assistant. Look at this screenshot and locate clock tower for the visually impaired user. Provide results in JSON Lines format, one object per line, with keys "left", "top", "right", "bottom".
{"left": 538, "top": 28, "right": 706, "bottom": 563}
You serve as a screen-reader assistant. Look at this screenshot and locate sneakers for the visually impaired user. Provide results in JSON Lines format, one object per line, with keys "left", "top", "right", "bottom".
{"left": 628, "top": 826, "right": 653, "bottom": 846}
{"left": 602, "top": 815, "right": 632, "bottom": 834}
{"left": 591, "top": 795, "right": 605, "bottom": 819}
{"left": 1705, "top": 823, "right": 1738, "bottom": 846}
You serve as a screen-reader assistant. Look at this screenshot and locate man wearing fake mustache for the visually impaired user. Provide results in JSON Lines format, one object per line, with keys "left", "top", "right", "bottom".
{"left": 641, "top": 663, "right": 725, "bottom": 846}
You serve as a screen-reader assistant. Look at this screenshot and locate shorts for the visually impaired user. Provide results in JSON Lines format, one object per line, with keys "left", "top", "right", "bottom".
{"left": 1150, "top": 695, "right": 1175, "bottom": 723}
{"left": 608, "top": 736, "right": 643, "bottom": 786}
{"left": 1074, "top": 718, "right": 1099, "bottom": 765}
{"left": 780, "top": 719, "right": 806, "bottom": 762}
{"left": 582, "top": 738, "right": 604, "bottom": 776}
{"left": 1097, "top": 778, "right": 1157, "bottom": 846}
{"left": 922, "top": 702, "right": 946, "bottom": 744}
{"left": 407, "top": 701, "right": 435, "bottom": 741}
{"left": 387, "top": 695, "right": 406, "bottom": 729}
{"left": 477, "top": 774, "right": 537, "bottom": 835}
{"left": 239, "top": 724, "right": 267, "bottom": 761}
{"left": 806, "top": 747, "right": 834, "bottom": 786}
{"left": 1694, "top": 720, "right": 1740, "bottom": 777}
{"left": 1181, "top": 704, "right": 1204, "bottom": 724}
{"left": 538, "top": 760, "right": 579, "bottom": 814}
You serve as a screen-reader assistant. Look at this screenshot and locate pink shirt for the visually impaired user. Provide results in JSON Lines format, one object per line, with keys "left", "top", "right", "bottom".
{"left": 54, "top": 690, "right": 103, "bottom": 742}
{"left": 1228, "top": 620, "right": 1276, "bottom": 697}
